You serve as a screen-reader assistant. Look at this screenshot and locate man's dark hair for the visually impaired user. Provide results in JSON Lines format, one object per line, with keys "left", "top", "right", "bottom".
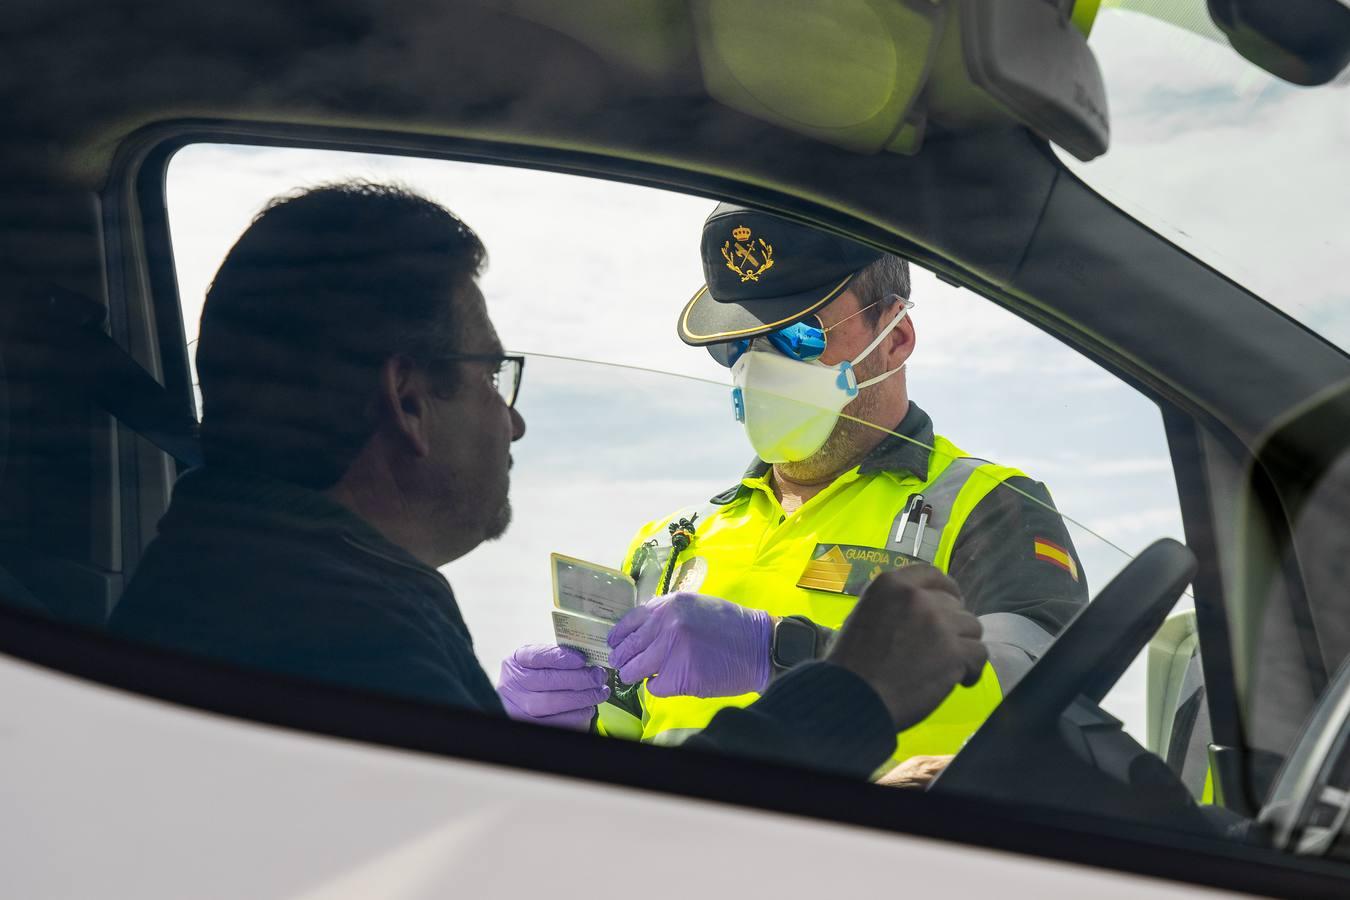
{"left": 851, "top": 253, "right": 911, "bottom": 326}
{"left": 196, "top": 181, "right": 486, "bottom": 489}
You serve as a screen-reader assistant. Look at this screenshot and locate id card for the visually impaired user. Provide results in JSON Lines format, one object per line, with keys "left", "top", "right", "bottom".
{"left": 551, "top": 610, "right": 615, "bottom": 668}
{"left": 551, "top": 553, "right": 637, "bottom": 623}
{"left": 550, "top": 553, "right": 639, "bottom": 669}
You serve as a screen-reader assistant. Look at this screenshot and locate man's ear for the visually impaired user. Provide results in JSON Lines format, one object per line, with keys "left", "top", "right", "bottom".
{"left": 377, "top": 355, "right": 434, "bottom": 458}
{"left": 888, "top": 311, "right": 917, "bottom": 365}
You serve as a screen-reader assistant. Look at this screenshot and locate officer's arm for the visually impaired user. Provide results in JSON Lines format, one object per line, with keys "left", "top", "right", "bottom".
{"left": 945, "top": 475, "right": 1089, "bottom": 689}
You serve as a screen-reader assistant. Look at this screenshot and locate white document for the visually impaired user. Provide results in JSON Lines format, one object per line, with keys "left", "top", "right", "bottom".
{"left": 550, "top": 553, "right": 638, "bottom": 668}
{"left": 551, "top": 610, "right": 616, "bottom": 668}
{"left": 550, "top": 553, "right": 637, "bottom": 623}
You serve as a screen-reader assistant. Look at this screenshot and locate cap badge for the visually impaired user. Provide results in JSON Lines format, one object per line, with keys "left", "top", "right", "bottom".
{"left": 722, "top": 225, "right": 775, "bottom": 282}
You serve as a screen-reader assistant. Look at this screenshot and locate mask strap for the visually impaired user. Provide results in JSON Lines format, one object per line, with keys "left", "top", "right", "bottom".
{"left": 848, "top": 298, "right": 911, "bottom": 367}
{"left": 843, "top": 297, "right": 912, "bottom": 392}
{"left": 855, "top": 361, "right": 906, "bottom": 390}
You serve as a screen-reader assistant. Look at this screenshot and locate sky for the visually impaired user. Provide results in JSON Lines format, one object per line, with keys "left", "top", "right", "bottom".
{"left": 1061, "top": 9, "right": 1350, "bottom": 346}
{"left": 162, "top": 6, "right": 1347, "bottom": 746}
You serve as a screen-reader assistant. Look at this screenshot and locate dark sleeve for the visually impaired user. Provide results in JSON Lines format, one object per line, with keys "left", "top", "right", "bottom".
{"left": 321, "top": 636, "right": 507, "bottom": 715}
{"left": 112, "top": 561, "right": 506, "bottom": 717}
{"left": 326, "top": 585, "right": 507, "bottom": 715}
{"left": 684, "top": 662, "right": 895, "bottom": 778}
{"left": 947, "top": 475, "right": 1089, "bottom": 636}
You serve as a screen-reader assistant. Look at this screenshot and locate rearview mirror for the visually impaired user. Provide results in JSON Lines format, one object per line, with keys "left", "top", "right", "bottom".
{"left": 959, "top": 0, "right": 1109, "bottom": 162}
{"left": 1209, "top": 0, "right": 1350, "bottom": 86}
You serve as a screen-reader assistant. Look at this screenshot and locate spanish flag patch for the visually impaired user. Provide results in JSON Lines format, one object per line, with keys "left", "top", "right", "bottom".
{"left": 1034, "top": 538, "right": 1079, "bottom": 582}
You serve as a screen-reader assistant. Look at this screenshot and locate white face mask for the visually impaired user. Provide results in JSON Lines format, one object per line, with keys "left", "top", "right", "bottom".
{"left": 731, "top": 303, "right": 910, "bottom": 463}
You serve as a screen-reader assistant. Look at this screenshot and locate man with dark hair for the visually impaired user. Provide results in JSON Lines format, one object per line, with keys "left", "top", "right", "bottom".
{"left": 113, "top": 181, "right": 519, "bottom": 709}
{"left": 499, "top": 204, "right": 1088, "bottom": 784}
{"left": 197, "top": 181, "right": 487, "bottom": 490}
{"left": 111, "top": 183, "right": 988, "bottom": 777}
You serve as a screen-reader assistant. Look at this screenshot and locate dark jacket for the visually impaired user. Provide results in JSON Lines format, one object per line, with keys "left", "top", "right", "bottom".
{"left": 111, "top": 466, "right": 500, "bottom": 710}
{"left": 111, "top": 467, "right": 894, "bottom": 776}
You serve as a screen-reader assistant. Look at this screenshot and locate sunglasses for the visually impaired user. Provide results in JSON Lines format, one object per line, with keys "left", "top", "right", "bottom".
{"left": 707, "top": 294, "right": 911, "bottom": 368}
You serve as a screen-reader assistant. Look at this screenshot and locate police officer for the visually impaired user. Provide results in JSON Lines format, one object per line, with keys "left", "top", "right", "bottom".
{"left": 499, "top": 204, "right": 1088, "bottom": 774}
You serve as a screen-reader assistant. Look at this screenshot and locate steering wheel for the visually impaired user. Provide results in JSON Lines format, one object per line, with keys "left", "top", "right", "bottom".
{"left": 932, "top": 538, "right": 1197, "bottom": 797}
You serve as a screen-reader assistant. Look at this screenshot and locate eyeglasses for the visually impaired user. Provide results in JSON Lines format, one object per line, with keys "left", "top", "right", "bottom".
{"left": 434, "top": 353, "right": 525, "bottom": 408}
{"left": 707, "top": 294, "right": 911, "bottom": 368}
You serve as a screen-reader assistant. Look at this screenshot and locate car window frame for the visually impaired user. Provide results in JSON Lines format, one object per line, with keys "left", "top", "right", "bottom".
{"left": 46, "top": 119, "right": 1323, "bottom": 892}
{"left": 138, "top": 120, "right": 1245, "bottom": 735}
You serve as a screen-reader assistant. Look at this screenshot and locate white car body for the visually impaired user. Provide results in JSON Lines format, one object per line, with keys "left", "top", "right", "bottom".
{"left": 2, "top": 653, "right": 1229, "bottom": 898}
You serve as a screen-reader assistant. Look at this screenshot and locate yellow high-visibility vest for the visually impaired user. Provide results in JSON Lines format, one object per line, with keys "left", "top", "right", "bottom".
{"left": 602, "top": 433, "right": 1030, "bottom": 765}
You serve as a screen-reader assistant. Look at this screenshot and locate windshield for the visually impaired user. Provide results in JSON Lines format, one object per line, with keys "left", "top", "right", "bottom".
{"left": 1062, "top": 1, "right": 1350, "bottom": 351}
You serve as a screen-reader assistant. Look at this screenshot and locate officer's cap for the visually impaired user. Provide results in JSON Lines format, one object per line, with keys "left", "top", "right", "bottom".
{"left": 678, "top": 203, "right": 884, "bottom": 347}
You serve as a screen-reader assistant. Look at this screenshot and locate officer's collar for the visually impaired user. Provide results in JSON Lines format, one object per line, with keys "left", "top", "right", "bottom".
{"left": 857, "top": 402, "right": 934, "bottom": 479}
{"left": 710, "top": 402, "right": 935, "bottom": 504}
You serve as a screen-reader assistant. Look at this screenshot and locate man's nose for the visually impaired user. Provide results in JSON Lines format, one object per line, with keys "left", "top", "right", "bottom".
{"left": 509, "top": 405, "right": 526, "bottom": 441}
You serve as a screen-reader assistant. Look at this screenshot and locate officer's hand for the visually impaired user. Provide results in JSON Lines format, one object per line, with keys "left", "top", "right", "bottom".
{"left": 826, "top": 566, "right": 986, "bottom": 731}
{"left": 875, "top": 754, "right": 954, "bottom": 789}
{"left": 607, "top": 593, "right": 773, "bottom": 698}
{"left": 497, "top": 644, "right": 610, "bottom": 731}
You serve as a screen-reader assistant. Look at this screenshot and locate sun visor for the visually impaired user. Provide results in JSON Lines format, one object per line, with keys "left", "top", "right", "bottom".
{"left": 690, "top": 0, "right": 945, "bottom": 155}
{"left": 691, "top": 0, "right": 1110, "bottom": 161}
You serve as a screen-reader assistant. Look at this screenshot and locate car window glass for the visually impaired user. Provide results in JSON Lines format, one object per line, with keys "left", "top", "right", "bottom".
{"left": 166, "top": 145, "right": 1188, "bottom": 739}
{"left": 157, "top": 144, "right": 1193, "bottom": 762}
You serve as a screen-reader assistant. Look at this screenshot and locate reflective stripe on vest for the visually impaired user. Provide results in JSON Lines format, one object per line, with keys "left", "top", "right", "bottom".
{"left": 980, "top": 611, "right": 1055, "bottom": 692}
{"left": 614, "top": 435, "right": 1031, "bottom": 763}
{"left": 884, "top": 456, "right": 988, "bottom": 563}
{"left": 649, "top": 728, "right": 702, "bottom": 748}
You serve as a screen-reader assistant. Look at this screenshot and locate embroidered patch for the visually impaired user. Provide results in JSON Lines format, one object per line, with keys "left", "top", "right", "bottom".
{"left": 1033, "top": 538, "right": 1079, "bottom": 582}
{"left": 672, "top": 556, "right": 708, "bottom": 592}
{"left": 721, "top": 224, "right": 775, "bottom": 282}
{"left": 797, "top": 543, "right": 920, "bottom": 595}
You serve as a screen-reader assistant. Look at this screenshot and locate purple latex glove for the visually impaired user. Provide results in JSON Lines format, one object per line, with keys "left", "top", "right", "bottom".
{"left": 498, "top": 644, "right": 610, "bottom": 731}
{"left": 606, "top": 592, "right": 773, "bottom": 698}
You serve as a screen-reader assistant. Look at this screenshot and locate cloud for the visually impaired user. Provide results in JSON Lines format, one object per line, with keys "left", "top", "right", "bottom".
{"left": 168, "top": 145, "right": 728, "bottom": 385}
{"left": 1090, "top": 505, "right": 1187, "bottom": 537}
{"left": 1064, "top": 9, "right": 1350, "bottom": 348}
